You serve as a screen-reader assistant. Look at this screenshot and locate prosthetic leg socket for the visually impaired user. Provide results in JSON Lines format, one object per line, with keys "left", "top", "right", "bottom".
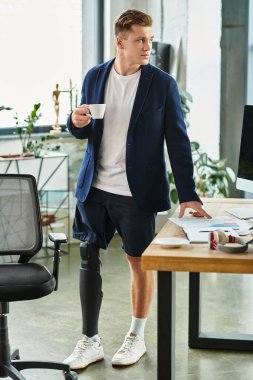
{"left": 79, "top": 242, "right": 103, "bottom": 337}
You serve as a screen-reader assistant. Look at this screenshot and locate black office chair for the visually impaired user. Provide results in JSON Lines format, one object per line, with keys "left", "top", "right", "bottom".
{"left": 0, "top": 174, "right": 78, "bottom": 380}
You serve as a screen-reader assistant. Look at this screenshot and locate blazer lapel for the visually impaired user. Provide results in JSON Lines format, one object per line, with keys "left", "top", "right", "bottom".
{"left": 92, "top": 59, "right": 114, "bottom": 151}
{"left": 94, "top": 59, "right": 115, "bottom": 103}
{"left": 128, "top": 64, "right": 154, "bottom": 133}
{"left": 93, "top": 61, "right": 153, "bottom": 135}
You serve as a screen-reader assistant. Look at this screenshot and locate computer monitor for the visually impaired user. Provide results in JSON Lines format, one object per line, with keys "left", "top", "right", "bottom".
{"left": 236, "top": 105, "right": 253, "bottom": 193}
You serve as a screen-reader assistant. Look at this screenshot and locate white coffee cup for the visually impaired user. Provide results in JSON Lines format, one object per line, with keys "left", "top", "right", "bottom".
{"left": 89, "top": 104, "right": 106, "bottom": 119}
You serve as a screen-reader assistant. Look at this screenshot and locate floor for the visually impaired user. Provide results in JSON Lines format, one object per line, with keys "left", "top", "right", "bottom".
{"left": 5, "top": 234, "right": 253, "bottom": 380}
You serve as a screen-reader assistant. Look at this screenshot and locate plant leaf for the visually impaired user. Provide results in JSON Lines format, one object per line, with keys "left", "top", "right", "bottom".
{"left": 170, "top": 188, "right": 178, "bottom": 204}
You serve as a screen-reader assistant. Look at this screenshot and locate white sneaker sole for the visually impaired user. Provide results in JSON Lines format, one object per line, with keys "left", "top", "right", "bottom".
{"left": 67, "top": 354, "right": 104, "bottom": 370}
{"left": 111, "top": 350, "right": 146, "bottom": 367}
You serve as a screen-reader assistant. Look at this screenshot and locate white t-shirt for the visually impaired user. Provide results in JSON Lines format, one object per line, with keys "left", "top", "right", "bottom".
{"left": 92, "top": 66, "right": 141, "bottom": 196}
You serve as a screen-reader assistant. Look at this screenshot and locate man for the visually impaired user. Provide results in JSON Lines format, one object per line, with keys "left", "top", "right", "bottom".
{"left": 64, "top": 9, "right": 210, "bottom": 370}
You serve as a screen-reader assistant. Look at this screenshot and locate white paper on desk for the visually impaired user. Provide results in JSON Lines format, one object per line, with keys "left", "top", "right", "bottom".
{"left": 169, "top": 216, "right": 248, "bottom": 243}
{"left": 183, "top": 228, "right": 238, "bottom": 243}
{"left": 183, "top": 229, "right": 209, "bottom": 243}
{"left": 169, "top": 216, "right": 249, "bottom": 230}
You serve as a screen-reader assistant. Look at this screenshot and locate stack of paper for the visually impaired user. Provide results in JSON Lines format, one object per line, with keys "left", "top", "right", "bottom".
{"left": 169, "top": 216, "right": 249, "bottom": 243}
{"left": 224, "top": 207, "right": 253, "bottom": 220}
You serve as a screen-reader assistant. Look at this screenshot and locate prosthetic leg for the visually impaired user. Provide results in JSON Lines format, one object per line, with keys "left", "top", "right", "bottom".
{"left": 79, "top": 242, "right": 103, "bottom": 337}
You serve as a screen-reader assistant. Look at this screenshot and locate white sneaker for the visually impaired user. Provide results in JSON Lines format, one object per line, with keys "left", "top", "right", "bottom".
{"left": 111, "top": 333, "right": 146, "bottom": 366}
{"left": 63, "top": 335, "right": 104, "bottom": 370}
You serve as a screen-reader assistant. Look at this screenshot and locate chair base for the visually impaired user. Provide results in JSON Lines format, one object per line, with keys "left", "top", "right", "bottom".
{"left": 0, "top": 354, "right": 78, "bottom": 380}
{"left": 0, "top": 308, "right": 78, "bottom": 379}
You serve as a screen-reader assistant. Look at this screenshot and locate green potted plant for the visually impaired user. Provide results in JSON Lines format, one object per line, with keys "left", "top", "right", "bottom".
{"left": 191, "top": 141, "right": 235, "bottom": 197}
{"left": 14, "top": 103, "right": 42, "bottom": 156}
{"left": 14, "top": 103, "right": 62, "bottom": 158}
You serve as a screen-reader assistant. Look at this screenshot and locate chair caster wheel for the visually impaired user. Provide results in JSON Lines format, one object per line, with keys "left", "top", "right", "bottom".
{"left": 64, "top": 370, "right": 78, "bottom": 380}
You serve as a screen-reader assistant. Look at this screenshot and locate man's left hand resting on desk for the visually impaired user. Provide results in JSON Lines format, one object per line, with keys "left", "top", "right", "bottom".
{"left": 179, "top": 201, "right": 212, "bottom": 219}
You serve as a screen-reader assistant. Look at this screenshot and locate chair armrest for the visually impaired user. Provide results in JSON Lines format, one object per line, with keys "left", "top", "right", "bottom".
{"left": 48, "top": 233, "right": 68, "bottom": 244}
{"left": 48, "top": 233, "right": 68, "bottom": 291}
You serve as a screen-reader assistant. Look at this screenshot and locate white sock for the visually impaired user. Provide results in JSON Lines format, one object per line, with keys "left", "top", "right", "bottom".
{"left": 129, "top": 316, "right": 147, "bottom": 340}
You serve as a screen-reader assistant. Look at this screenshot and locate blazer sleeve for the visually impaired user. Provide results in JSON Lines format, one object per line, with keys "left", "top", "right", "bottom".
{"left": 66, "top": 76, "right": 94, "bottom": 140}
{"left": 164, "top": 77, "right": 202, "bottom": 204}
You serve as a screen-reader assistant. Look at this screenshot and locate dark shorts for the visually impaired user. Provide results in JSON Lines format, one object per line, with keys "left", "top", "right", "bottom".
{"left": 73, "top": 187, "right": 156, "bottom": 257}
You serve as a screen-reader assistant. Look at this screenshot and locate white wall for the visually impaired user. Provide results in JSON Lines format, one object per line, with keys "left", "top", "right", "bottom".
{"left": 147, "top": 0, "right": 221, "bottom": 160}
{"left": 187, "top": 0, "right": 221, "bottom": 159}
{"left": 106, "top": 0, "right": 222, "bottom": 159}
{"left": 154, "top": 0, "right": 189, "bottom": 88}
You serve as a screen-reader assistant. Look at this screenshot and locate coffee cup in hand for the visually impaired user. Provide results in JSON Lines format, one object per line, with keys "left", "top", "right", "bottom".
{"left": 89, "top": 104, "right": 106, "bottom": 119}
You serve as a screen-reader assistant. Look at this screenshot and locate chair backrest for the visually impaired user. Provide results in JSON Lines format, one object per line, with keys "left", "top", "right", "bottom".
{"left": 0, "top": 174, "right": 43, "bottom": 257}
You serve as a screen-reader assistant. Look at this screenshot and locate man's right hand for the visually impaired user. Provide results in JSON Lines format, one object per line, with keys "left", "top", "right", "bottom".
{"left": 71, "top": 104, "right": 92, "bottom": 128}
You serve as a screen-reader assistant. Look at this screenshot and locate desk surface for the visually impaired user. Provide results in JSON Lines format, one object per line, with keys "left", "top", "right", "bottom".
{"left": 142, "top": 198, "right": 253, "bottom": 274}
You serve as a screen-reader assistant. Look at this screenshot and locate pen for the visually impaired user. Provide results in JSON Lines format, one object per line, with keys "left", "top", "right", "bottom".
{"left": 198, "top": 230, "right": 231, "bottom": 233}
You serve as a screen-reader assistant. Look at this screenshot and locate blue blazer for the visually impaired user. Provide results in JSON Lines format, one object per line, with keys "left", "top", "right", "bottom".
{"left": 67, "top": 59, "right": 201, "bottom": 212}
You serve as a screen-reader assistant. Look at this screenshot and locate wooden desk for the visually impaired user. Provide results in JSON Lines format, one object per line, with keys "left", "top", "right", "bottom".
{"left": 141, "top": 198, "right": 253, "bottom": 380}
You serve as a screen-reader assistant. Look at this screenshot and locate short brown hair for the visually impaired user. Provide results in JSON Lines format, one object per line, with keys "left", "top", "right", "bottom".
{"left": 114, "top": 9, "right": 153, "bottom": 36}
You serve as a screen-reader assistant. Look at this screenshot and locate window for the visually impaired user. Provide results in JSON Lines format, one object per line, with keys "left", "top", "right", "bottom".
{"left": 0, "top": 0, "right": 82, "bottom": 128}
